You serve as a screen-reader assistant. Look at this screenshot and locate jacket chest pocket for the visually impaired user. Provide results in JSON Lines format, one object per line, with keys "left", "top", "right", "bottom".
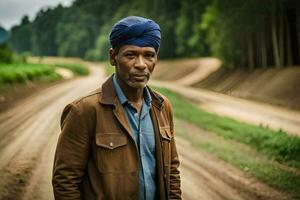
{"left": 159, "top": 127, "right": 173, "bottom": 193}
{"left": 95, "top": 133, "right": 129, "bottom": 172}
{"left": 159, "top": 127, "right": 172, "bottom": 166}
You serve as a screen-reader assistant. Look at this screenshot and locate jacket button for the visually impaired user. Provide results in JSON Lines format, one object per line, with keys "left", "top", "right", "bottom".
{"left": 109, "top": 142, "right": 114, "bottom": 147}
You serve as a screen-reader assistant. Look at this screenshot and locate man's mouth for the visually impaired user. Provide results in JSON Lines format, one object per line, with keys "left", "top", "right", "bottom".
{"left": 131, "top": 73, "right": 149, "bottom": 81}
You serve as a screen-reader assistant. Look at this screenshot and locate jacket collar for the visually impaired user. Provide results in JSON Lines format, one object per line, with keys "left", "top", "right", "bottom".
{"left": 99, "top": 74, "right": 164, "bottom": 109}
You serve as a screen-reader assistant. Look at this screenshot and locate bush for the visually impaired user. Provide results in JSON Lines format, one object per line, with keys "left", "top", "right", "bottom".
{"left": 0, "top": 43, "right": 14, "bottom": 63}
{"left": 0, "top": 63, "right": 60, "bottom": 84}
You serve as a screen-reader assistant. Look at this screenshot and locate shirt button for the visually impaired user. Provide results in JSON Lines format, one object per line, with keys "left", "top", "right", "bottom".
{"left": 109, "top": 142, "right": 114, "bottom": 147}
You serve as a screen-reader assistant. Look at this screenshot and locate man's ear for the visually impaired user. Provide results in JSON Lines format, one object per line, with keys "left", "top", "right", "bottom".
{"left": 109, "top": 48, "right": 117, "bottom": 66}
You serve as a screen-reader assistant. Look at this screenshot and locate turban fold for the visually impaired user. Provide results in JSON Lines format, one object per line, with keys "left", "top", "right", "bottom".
{"left": 109, "top": 16, "right": 161, "bottom": 52}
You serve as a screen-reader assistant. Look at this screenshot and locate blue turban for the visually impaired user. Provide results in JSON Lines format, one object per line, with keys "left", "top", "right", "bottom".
{"left": 109, "top": 16, "right": 161, "bottom": 52}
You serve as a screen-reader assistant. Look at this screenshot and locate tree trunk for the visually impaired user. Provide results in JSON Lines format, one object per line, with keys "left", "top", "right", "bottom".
{"left": 261, "top": 30, "right": 267, "bottom": 68}
{"left": 285, "top": 14, "right": 293, "bottom": 66}
{"left": 248, "top": 35, "right": 254, "bottom": 69}
{"left": 271, "top": 14, "right": 281, "bottom": 67}
{"left": 241, "top": 40, "right": 247, "bottom": 68}
{"left": 279, "top": 11, "right": 285, "bottom": 66}
{"left": 256, "top": 34, "right": 260, "bottom": 68}
{"left": 297, "top": 12, "right": 300, "bottom": 65}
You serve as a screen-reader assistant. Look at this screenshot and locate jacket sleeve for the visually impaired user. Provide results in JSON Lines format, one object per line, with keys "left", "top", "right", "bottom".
{"left": 166, "top": 99, "right": 182, "bottom": 199}
{"left": 52, "top": 103, "right": 91, "bottom": 200}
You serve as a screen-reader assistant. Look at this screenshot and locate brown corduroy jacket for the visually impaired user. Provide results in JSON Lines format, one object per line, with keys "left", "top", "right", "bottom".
{"left": 52, "top": 76, "right": 181, "bottom": 200}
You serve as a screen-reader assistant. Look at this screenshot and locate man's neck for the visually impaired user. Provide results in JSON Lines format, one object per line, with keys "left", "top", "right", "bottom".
{"left": 116, "top": 76, "right": 144, "bottom": 111}
{"left": 124, "top": 88, "right": 144, "bottom": 113}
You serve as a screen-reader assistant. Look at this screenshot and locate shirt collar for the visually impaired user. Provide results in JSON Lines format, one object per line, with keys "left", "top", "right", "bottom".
{"left": 112, "top": 74, "right": 152, "bottom": 106}
{"left": 144, "top": 85, "right": 152, "bottom": 106}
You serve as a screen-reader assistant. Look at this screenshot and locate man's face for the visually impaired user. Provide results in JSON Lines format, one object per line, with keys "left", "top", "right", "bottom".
{"left": 110, "top": 45, "right": 157, "bottom": 89}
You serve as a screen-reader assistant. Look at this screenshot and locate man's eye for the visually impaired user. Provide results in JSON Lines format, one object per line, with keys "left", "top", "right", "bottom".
{"left": 125, "top": 53, "right": 134, "bottom": 57}
{"left": 145, "top": 53, "right": 155, "bottom": 59}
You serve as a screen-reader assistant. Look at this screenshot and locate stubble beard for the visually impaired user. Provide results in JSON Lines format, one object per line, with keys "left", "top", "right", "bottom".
{"left": 125, "top": 73, "right": 150, "bottom": 89}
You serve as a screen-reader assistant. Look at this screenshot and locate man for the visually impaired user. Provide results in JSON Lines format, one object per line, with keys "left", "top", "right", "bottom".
{"left": 52, "top": 16, "right": 181, "bottom": 200}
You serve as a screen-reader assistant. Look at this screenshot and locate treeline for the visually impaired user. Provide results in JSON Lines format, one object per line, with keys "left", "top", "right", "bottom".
{"left": 8, "top": 0, "right": 300, "bottom": 68}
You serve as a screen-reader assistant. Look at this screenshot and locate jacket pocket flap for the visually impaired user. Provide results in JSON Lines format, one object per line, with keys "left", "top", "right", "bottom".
{"left": 96, "top": 134, "right": 127, "bottom": 149}
{"left": 159, "top": 127, "right": 172, "bottom": 141}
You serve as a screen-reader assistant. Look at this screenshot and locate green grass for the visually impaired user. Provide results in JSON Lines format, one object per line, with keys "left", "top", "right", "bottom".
{"left": 104, "top": 61, "right": 115, "bottom": 75}
{"left": 0, "top": 62, "right": 89, "bottom": 85}
{"left": 0, "top": 63, "right": 61, "bottom": 84}
{"left": 154, "top": 86, "right": 300, "bottom": 198}
{"left": 155, "top": 87, "right": 300, "bottom": 165}
{"left": 52, "top": 63, "right": 89, "bottom": 76}
{"left": 176, "top": 122, "right": 300, "bottom": 199}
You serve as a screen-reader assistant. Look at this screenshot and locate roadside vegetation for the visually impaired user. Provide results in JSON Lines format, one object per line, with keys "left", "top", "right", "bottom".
{"left": 0, "top": 62, "right": 88, "bottom": 85}
{"left": 53, "top": 63, "right": 89, "bottom": 76}
{"left": 8, "top": 0, "right": 300, "bottom": 69}
{"left": 105, "top": 62, "right": 115, "bottom": 75}
{"left": 155, "top": 86, "right": 300, "bottom": 199}
{"left": 0, "top": 63, "right": 60, "bottom": 84}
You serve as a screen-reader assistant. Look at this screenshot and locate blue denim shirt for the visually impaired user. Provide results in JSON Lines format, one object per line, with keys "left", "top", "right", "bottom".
{"left": 113, "top": 74, "right": 156, "bottom": 200}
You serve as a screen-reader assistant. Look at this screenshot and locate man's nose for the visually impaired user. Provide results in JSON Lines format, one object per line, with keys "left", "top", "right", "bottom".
{"left": 134, "top": 55, "right": 146, "bottom": 70}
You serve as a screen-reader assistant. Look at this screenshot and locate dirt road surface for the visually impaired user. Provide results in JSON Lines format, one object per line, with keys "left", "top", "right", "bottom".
{"left": 150, "top": 80, "right": 300, "bottom": 137}
{"left": 0, "top": 65, "right": 105, "bottom": 200}
{"left": 175, "top": 58, "right": 221, "bottom": 86}
{"left": 176, "top": 119, "right": 289, "bottom": 200}
{"left": 0, "top": 64, "right": 291, "bottom": 200}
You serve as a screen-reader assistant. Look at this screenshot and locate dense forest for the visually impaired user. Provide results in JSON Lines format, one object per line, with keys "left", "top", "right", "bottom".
{"left": 7, "top": 0, "right": 300, "bottom": 68}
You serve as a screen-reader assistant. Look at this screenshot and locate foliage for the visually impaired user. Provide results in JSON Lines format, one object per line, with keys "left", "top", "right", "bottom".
{"left": 8, "top": 0, "right": 300, "bottom": 68}
{"left": 0, "top": 43, "right": 14, "bottom": 63}
{"left": 0, "top": 27, "right": 9, "bottom": 44}
{"left": 0, "top": 63, "right": 61, "bottom": 84}
{"left": 55, "top": 8, "right": 99, "bottom": 58}
{"left": 84, "top": 24, "right": 111, "bottom": 61}
{"left": 175, "top": 0, "right": 210, "bottom": 57}
{"left": 0, "top": 62, "right": 89, "bottom": 85}
{"left": 104, "top": 61, "right": 115, "bottom": 75}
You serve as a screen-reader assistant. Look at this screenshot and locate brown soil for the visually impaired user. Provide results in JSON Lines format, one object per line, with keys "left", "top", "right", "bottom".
{"left": 0, "top": 56, "right": 84, "bottom": 113}
{"left": 0, "top": 64, "right": 106, "bottom": 200}
{"left": 0, "top": 80, "right": 66, "bottom": 113}
{"left": 153, "top": 57, "right": 300, "bottom": 111}
{"left": 150, "top": 80, "right": 300, "bottom": 136}
{"left": 176, "top": 118, "right": 291, "bottom": 200}
{"left": 193, "top": 67, "right": 300, "bottom": 110}
{"left": 152, "top": 58, "right": 200, "bottom": 80}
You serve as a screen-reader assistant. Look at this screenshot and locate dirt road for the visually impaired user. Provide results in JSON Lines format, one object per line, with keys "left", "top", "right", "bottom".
{"left": 175, "top": 58, "right": 221, "bottom": 86}
{"left": 176, "top": 119, "right": 289, "bottom": 200}
{"left": 0, "top": 65, "right": 105, "bottom": 200}
{"left": 0, "top": 64, "right": 290, "bottom": 200}
{"left": 150, "top": 80, "right": 300, "bottom": 137}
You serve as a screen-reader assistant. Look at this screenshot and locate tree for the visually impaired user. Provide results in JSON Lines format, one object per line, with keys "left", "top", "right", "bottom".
{"left": 7, "top": 0, "right": 299, "bottom": 67}
{"left": 31, "top": 5, "right": 64, "bottom": 56}
{"left": 9, "top": 15, "right": 33, "bottom": 53}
